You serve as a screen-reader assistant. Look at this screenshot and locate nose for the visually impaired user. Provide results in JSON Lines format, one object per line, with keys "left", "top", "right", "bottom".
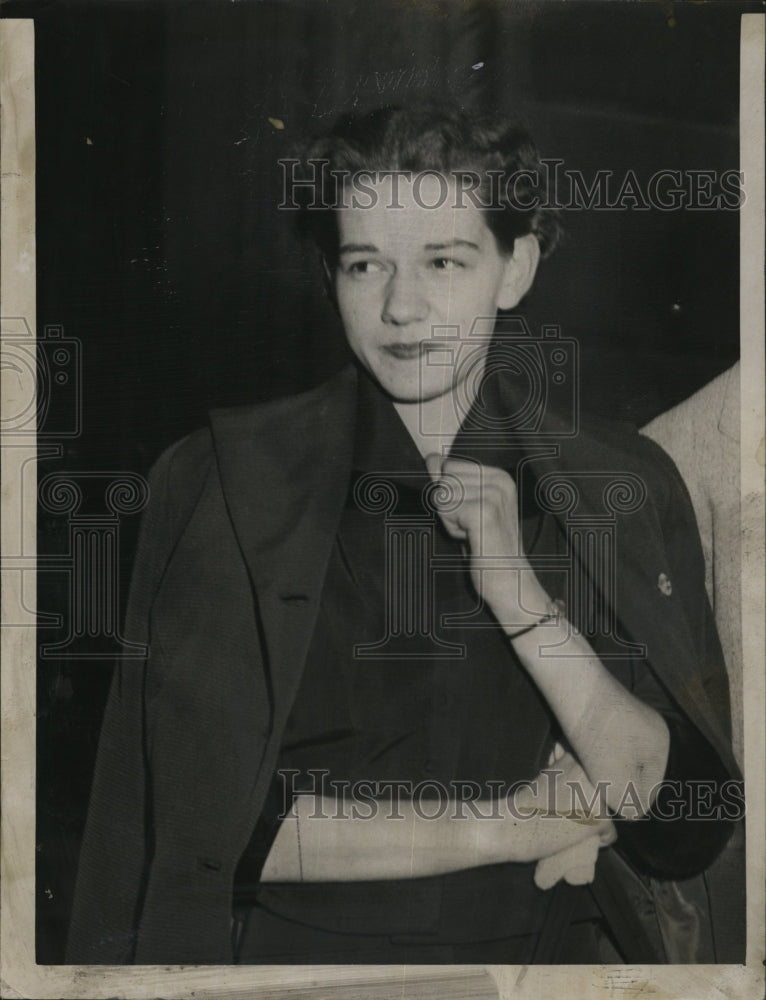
{"left": 381, "top": 272, "right": 428, "bottom": 326}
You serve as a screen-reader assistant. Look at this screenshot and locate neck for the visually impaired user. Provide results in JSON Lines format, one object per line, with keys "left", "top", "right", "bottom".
{"left": 393, "top": 372, "right": 482, "bottom": 460}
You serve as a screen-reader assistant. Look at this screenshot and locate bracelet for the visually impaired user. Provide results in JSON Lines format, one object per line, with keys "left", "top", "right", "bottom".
{"left": 507, "top": 599, "right": 566, "bottom": 641}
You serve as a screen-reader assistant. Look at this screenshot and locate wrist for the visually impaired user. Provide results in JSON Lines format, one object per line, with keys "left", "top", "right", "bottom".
{"left": 483, "top": 571, "right": 551, "bottom": 632}
{"left": 504, "top": 597, "right": 567, "bottom": 641}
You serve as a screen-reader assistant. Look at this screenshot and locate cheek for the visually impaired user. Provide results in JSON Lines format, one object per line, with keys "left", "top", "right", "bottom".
{"left": 335, "top": 287, "right": 356, "bottom": 329}
{"left": 337, "top": 284, "right": 379, "bottom": 337}
{"left": 447, "top": 270, "right": 502, "bottom": 313}
{"left": 473, "top": 269, "right": 505, "bottom": 307}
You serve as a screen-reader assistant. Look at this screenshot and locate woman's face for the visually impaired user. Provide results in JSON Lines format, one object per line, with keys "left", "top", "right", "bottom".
{"left": 334, "top": 173, "right": 534, "bottom": 406}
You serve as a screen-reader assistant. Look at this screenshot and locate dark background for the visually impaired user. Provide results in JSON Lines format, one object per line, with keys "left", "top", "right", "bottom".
{"left": 0, "top": 0, "right": 753, "bottom": 962}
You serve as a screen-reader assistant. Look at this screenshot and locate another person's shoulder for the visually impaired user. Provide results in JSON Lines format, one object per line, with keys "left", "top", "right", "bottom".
{"left": 640, "top": 363, "right": 740, "bottom": 514}
{"left": 642, "top": 363, "right": 739, "bottom": 454}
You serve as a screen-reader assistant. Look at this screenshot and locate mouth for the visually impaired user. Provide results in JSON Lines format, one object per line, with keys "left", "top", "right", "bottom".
{"left": 383, "top": 341, "right": 452, "bottom": 361}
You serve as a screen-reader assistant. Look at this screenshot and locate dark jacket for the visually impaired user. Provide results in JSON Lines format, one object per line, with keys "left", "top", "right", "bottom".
{"left": 66, "top": 365, "right": 739, "bottom": 964}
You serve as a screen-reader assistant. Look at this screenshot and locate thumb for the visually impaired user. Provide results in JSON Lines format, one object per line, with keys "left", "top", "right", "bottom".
{"left": 424, "top": 452, "right": 443, "bottom": 482}
{"left": 425, "top": 452, "right": 468, "bottom": 541}
{"left": 423, "top": 452, "right": 468, "bottom": 542}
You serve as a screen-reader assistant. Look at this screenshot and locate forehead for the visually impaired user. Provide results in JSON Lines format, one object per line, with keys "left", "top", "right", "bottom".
{"left": 336, "top": 173, "right": 494, "bottom": 250}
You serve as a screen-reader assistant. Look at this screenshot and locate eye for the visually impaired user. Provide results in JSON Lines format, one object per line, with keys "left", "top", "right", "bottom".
{"left": 431, "top": 257, "right": 464, "bottom": 271}
{"left": 344, "top": 259, "right": 386, "bottom": 276}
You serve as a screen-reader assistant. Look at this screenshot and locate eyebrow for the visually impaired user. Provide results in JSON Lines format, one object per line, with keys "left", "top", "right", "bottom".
{"left": 423, "top": 240, "right": 480, "bottom": 252}
{"left": 338, "top": 243, "right": 379, "bottom": 255}
{"left": 338, "top": 239, "right": 481, "bottom": 255}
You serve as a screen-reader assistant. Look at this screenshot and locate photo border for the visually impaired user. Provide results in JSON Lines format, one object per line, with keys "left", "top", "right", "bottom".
{"left": 1, "top": 11, "right": 764, "bottom": 999}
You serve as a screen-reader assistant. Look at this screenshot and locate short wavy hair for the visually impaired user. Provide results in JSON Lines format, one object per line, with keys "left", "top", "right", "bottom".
{"left": 293, "top": 105, "right": 562, "bottom": 270}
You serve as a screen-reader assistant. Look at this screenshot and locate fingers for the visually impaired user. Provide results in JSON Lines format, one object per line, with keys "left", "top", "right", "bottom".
{"left": 425, "top": 456, "right": 474, "bottom": 542}
{"left": 425, "top": 456, "right": 516, "bottom": 496}
{"left": 423, "top": 455, "right": 533, "bottom": 624}
{"left": 424, "top": 455, "right": 520, "bottom": 549}
{"left": 562, "top": 835, "right": 599, "bottom": 886}
{"left": 598, "top": 820, "right": 618, "bottom": 848}
{"left": 534, "top": 835, "right": 601, "bottom": 890}
{"left": 424, "top": 452, "right": 443, "bottom": 483}
{"left": 424, "top": 453, "right": 470, "bottom": 541}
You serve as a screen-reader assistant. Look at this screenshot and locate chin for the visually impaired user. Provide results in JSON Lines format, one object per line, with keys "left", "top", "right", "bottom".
{"left": 363, "top": 361, "right": 455, "bottom": 405}
{"left": 381, "top": 382, "right": 456, "bottom": 405}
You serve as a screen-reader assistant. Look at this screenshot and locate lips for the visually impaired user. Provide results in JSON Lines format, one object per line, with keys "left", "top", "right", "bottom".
{"left": 383, "top": 341, "right": 452, "bottom": 360}
{"left": 383, "top": 342, "right": 422, "bottom": 360}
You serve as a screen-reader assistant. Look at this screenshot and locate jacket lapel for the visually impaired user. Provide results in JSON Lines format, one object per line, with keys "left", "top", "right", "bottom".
{"left": 209, "top": 366, "right": 357, "bottom": 729}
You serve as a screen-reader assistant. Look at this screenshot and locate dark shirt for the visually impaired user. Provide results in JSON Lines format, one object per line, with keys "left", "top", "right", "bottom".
{"left": 233, "top": 367, "right": 730, "bottom": 948}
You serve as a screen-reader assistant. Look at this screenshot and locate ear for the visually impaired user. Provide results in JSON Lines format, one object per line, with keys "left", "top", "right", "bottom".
{"left": 496, "top": 233, "right": 541, "bottom": 311}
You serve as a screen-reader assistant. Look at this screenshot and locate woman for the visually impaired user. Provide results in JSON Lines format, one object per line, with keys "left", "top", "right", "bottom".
{"left": 67, "top": 106, "right": 741, "bottom": 965}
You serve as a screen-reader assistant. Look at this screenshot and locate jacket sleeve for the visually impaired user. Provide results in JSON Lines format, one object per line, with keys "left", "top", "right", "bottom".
{"left": 641, "top": 434, "right": 737, "bottom": 756}
{"left": 613, "top": 435, "right": 742, "bottom": 879}
{"left": 65, "top": 437, "right": 204, "bottom": 963}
